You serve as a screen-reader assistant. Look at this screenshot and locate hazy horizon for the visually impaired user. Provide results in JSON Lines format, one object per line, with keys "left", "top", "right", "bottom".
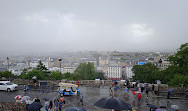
{"left": 0, "top": 0, "right": 188, "bottom": 54}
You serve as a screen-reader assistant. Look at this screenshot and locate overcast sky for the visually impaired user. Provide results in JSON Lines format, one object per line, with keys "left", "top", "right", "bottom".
{"left": 0, "top": 0, "right": 188, "bottom": 54}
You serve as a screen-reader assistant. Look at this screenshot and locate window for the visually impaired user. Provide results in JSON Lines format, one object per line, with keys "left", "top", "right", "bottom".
{"left": 6, "top": 82, "right": 13, "bottom": 85}
{"left": 0, "top": 83, "right": 5, "bottom": 85}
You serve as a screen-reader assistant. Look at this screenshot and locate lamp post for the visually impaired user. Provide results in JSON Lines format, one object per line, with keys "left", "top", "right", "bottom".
{"left": 58, "top": 58, "right": 62, "bottom": 82}
{"left": 7, "top": 57, "right": 9, "bottom": 70}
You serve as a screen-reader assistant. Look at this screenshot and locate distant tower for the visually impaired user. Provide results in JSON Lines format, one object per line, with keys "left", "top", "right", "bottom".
{"left": 6, "top": 57, "right": 9, "bottom": 70}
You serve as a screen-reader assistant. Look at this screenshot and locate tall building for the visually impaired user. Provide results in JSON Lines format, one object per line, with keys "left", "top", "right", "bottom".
{"left": 99, "top": 56, "right": 109, "bottom": 66}
{"left": 107, "top": 65, "right": 122, "bottom": 80}
{"left": 155, "top": 58, "right": 171, "bottom": 70}
{"left": 125, "top": 66, "right": 134, "bottom": 80}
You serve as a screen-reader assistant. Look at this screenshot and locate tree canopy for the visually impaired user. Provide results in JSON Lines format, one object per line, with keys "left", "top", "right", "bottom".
{"left": 20, "top": 61, "right": 50, "bottom": 80}
{"left": 0, "top": 71, "right": 16, "bottom": 79}
{"left": 132, "top": 63, "right": 159, "bottom": 83}
{"left": 132, "top": 43, "right": 188, "bottom": 86}
{"left": 166, "top": 43, "right": 188, "bottom": 86}
{"left": 35, "top": 60, "right": 48, "bottom": 72}
{"left": 74, "top": 62, "right": 96, "bottom": 80}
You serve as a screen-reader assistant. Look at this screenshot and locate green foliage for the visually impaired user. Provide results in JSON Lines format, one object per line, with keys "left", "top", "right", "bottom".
{"left": 158, "top": 65, "right": 180, "bottom": 84}
{"left": 132, "top": 43, "right": 188, "bottom": 86}
{"left": 35, "top": 60, "right": 48, "bottom": 71}
{"left": 164, "top": 43, "right": 188, "bottom": 86}
{"left": 168, "top": 43, "right": 188, "bottom": 68}
{"left": 49, "top": 70, "right": 64, "bottom": 80}
{"left": 74, "top": 62, "right": 96, "bottom": 80}
{"left": 20, "top": 69, "right": 49, "bottom": 80}
{"left": 70, "top": 73, "right": 80, "bottom": 80}
{"left": 132, "top": 63, "right": 159, "bottom": 83}
{"left": 0, "top": 71, "right": 15, "bottom": 79}
{"left": 19, "top": 61, "right": 50, "bottom": 80}
{"left": 64, "top": 72, "right": 71, "bottom": 80}
{"left": 168, "top": 75, "right": 188, "bottom": 87}
{"left": 95, "top": 72, "right": 107, "bottom": 80}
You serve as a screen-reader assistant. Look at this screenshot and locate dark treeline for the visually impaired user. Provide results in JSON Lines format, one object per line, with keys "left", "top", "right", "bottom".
{"left": 132, "top": 43, "right": 188, "bottom": 87}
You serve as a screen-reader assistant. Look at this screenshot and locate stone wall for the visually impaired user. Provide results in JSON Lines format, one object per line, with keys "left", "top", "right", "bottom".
{"left": 0, "top": 102, "right": 26, "bottom": 111}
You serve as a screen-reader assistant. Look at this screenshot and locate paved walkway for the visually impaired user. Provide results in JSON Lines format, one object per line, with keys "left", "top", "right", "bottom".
{"left": 40, "top": 86, "right": 188, "bottom": 111}
{"left": 1, "top": 86, "right": 187, "bottom": 111}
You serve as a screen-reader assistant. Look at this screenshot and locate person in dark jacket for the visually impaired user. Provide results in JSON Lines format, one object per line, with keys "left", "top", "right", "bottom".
{"left": 146, "top": 87, "right": 150, "bottom": 98}
{"left": 49, "top": 100, "right": 53, "bottom": 111}
{"left": 167, "top": 91, "right": 171, "bottom": 102}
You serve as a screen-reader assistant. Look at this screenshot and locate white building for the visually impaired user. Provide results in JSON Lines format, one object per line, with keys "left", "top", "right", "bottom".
{"left": 125, "top": 66, "right": 134, "bottom": 79}
{"left": 49, "top": 67, "right": 63, "bottom": 73}
{"left": 49, "top": 66, "right": 76, "bottom": 74}
{"left": 8, "top": 68, "right": 23, "bottom": 76}
{"left": 30, "top": 62, "right": 38, "bottom": 68}
{"left": 30, "top": 61, "right": 49, "bottom": 69}
{"left": 63, "top": 67, "right": 76, "bottom": 73}
{"left": 107, "top": 65, "right": 122, "bottom": 80}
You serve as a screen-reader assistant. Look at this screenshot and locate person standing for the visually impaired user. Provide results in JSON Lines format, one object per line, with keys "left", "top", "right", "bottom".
{"left": 152, "top": 84, "right": 155, "bottom": 94}
{"left": 44, "top": 100, "right": 49, "bottom": 111}
{"left": 78, "top": 93, "right": 83, "bottom": 106}
{"left": 141, "top": 84, "right": 145, "bottom": 94}
{"left": 33, "top": 96, "right": 40, "bottom": 102}
{"left": 167, "top": 91, "right": 171, "bottom": 102}
{"left": 58, "top": 100, "right": 63, "bottom": 111}
{"left": 102, "top": 80, "right": 104, "bottom": 88}
{"left": 110, "top": 81, "right": 114, "bottom": 89}
{"left": 132, "top": 90, "right": 136, "bottom": 96}
{"left": 60, "top": 96, "right": 65, "bottom": 104}
{"left": 49, "top": 100, "right": 53, "bottom": 111}
{"left": 76, "top": 80, "right": 80, "bottom": 87}
{"left": 132, "top": 90, "right": 136, "bottom": 100}
{"left": 141, "top": 86, "right": 144, "bottom": 93}
{"left": 54, "top": 98, "right": 59, "bottom": 111}
{"left": 146, "top": 87, "right": 150, "bottom": 98}
{"left": 25, "top": 99, "right": 30, "bottom": 111}
{"left": 137, "top": 93, "right": 142, "bottom": 102}
{"left": 125, "top": 86, "right": 128, "bottom": 94}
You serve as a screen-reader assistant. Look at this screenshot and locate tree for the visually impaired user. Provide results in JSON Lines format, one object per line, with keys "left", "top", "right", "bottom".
{"left": 64, "top": 72, "right": 71, "bottom": 80}
{"left": 0, "top": 71, "right": 15, "bottom": 79}
{"left": 70, "top": 73, "right": 80, "bottom": 80}
{"left": 50, "top": 71, "right": 64, "bottom": 80}
{"left": 158, "top": 65, "right": 180, "bottom": 84}
{"left": 86, "top": 62, "right": 96, "bottom": 80}
{"left": 163, "top": 42, "right": 188, "bottom": 86}
{"left": 95, "top": 72, "right": 107, "bottom": 80}
{"left": 74, "top": 62, "right": 96, "bottom": 80}
{"left": 26, "top": 69, "right": 48, "bottom": 80}
{"left": 19, "top": 69, "right": 28, "bottom": 79}
{"left": 20, "top": 61, "right": 50, "bottom": 80}
{"left": 168, "top": 75, "right": 188, "bottom": 87}
{"left": 132, "top": 63, "right": 159, "bottom": 83}
{"left": 168, "top": 43, "right": 188, "bottom": 75}
{"left": 35, "top": 60, "right": 48, "bottom": 71}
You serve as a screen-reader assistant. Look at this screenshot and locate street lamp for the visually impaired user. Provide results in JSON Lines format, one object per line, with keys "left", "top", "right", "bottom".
{"left": 7, "top": 57, "right": 9, "bottom": 70}
{"left": 58, "top": 58, "right": 62, "bottom": 81}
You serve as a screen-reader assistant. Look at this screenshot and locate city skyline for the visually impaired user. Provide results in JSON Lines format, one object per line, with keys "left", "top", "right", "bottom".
{"left": 0, "top": 0, "right": 188, "bottom": 54}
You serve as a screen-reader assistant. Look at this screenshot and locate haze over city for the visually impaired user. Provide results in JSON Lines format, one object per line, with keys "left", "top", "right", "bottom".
{"left": 0, "top": 0, "right": 188, "bottom": 54}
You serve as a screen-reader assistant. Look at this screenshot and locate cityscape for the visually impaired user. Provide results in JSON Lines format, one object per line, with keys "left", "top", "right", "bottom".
{"left": 0, "top": 51, "right": 172, "bottom": 80}
{"left": 0, "top": 0, "right": 188, "bottom": 111}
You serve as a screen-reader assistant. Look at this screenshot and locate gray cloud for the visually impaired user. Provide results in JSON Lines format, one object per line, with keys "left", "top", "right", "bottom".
{"left": 0, "top": 0, "right": 188, "bottom": 54}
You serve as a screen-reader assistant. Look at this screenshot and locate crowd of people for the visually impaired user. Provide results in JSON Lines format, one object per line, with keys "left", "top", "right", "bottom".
{"left": 20, "top": 92, "right": 84, "bottom": 111}
{"left": 14, "top": 80, "right": 187, "bottom": 111}
{"left": 110, "top": 81, "right": 184, "bottom": 111}
{"left": 16, "top": 95, "right": 66, "bottom": 111}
